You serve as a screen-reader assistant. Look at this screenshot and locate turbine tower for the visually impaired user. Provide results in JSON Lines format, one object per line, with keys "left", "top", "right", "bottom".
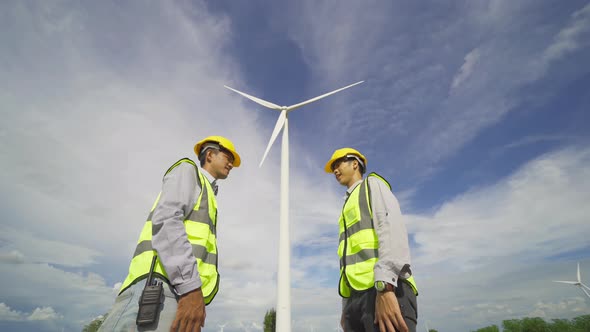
{"left": 552, "top": 262, "right": 590, "bottom": 299}
{"left": 224, "top": 81, "right": 364, "bottom": 332}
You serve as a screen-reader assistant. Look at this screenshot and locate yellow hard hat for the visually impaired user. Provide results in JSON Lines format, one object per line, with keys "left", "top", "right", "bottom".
{"left": 194, "top": 136, "right": 241, "bottom": 167}
{"left": 324, "top": 147, "right": 367, "bottom": 173}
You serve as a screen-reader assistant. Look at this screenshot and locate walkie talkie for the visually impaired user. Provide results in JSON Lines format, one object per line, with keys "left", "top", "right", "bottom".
{"left": 136, "top": 255, "right": 164, "bottom": 326}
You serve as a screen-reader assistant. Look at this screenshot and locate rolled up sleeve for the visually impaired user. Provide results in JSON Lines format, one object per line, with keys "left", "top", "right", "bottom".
{"left": 151, "top": 162, "right": 202, "bottom": 295}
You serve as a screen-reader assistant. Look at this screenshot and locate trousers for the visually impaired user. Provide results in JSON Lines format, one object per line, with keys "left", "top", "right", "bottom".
{"left": 98, "top": 278, "right": 178, "bottom": 332}
{"left": 343, "top": 280, "right": 417, "bottom": 332}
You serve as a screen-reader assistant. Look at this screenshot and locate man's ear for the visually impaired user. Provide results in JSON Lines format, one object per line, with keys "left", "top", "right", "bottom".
{"left": 205, "top": 149, "right": 214, "bottom": 164}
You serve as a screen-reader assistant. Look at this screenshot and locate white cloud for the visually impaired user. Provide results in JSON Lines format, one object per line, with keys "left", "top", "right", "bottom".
{"left": 451, "top": 48, "right": 481, "bottom": 91}
{"left": 0, "top": 250, "right": 25, "bottom": 264}
{"left": 0, "top": 303, "right": 62, "bottom": 322}
{"left": 491, "top": 134, "right": 575, "bottom": 157}
{"left": 281, "top": 1, "right": 590, "bottom": 186}
{"left": 409, "top": 148, "right": 590, "bottom": 271}
{"left": 408, "top": 148, "right": 590, "bottom": 331}
{"left": 542, "top": 3, "right": 590, "bottom": 64}
{"left": 417, "top": 260, "right": 590, "bottom": 331}
{"left": 528, "top": 297, "right": 589, "bottom": 318}
{"left": 0, "top": 262, "right": 116, "bottom": 318}
{"left": 27, "top": 307, "right": 62, "bottom": 321}
{"left": 0, "top": 303, "right": 24, "bottom": 321}
{"left": 0, "top": 2, "right": 348, "bottom": 331}
{"left": 0, "top": 227, "right": 101, "bottom": 267}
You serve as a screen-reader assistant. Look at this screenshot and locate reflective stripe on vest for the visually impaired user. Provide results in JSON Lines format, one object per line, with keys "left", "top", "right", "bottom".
{"left": 119, "top": 158, "right": 220, "bottom": 304}
{"left": 338, "top": 172, "right": 418, "bottom": 297}
{"left": 338, "top": 174, "right": 378, "bottom": 297}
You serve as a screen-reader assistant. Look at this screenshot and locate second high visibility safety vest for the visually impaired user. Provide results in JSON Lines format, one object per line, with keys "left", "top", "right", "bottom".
{"left": 338, "top": 172, "right": 418, "bottom": 298}
{"left": 119, "top": 158, "right": 220, "bottom": 305}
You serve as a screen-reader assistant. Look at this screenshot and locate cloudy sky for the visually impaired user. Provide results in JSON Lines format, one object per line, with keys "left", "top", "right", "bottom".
{"left": 1, "top": 1, "right": 589, "bottom": 331}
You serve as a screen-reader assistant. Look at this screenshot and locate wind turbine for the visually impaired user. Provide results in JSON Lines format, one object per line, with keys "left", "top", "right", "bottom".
{"left": 224, "top": 81, "right": 364, "bottom": 332}
{"left": 218, "top": 323, "right": 227, "bottom": 332}
{"left": 552, "top": 262, "right": 590, "bottom": 299}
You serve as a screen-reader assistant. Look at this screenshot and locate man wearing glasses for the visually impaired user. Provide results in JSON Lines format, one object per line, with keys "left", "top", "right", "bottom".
{"left": 99, "top": 136, "right": 240, "bottom": 332}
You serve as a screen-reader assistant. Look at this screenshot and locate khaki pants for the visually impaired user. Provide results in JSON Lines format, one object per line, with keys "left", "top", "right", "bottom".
{"left": 98, "top": 278, "right": 178, "bottom": 332}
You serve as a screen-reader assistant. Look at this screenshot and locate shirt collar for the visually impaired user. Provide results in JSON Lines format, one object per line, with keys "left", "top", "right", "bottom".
{"left": 199, "top": 167, "right": 218, "bottom": 195}
{"left": 344, "top": 179, "right": 364, "bottom": 199}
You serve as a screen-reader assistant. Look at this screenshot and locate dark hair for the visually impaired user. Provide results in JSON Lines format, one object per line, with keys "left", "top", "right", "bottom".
{"left": 350, "top": 157, "right": 365, "bottom": 175}
{"left": 199, "top": 148, "right": 219, "bottom": 167}
{"left": 344, "top": 156, "right": 365, "bottom": 175}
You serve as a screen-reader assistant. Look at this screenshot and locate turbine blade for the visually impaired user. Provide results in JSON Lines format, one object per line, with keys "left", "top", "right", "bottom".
{"left": 581, "top": 286, "right": 590, "bottom": 299}
{"left": 224, "top": 85, "right": 282, "bottom": 110}
{"left": 259, "top": 110, "right": 287, "bottom": 167}
{"left": 553, "top": 280, "right": 578, "bottom": 285}
{"left": 286, "top": 80, "right": 364, "bottom": 111}
{"left": 581, "top": 283, "right": 590, "bottom": 291}
{"left": 577, "top": 262, "right": 581, "bottom": 283}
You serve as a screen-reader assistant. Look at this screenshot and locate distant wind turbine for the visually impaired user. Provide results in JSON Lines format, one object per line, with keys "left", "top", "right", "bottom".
{"left": 552, "top": 262, "right": 590, "bottom": 299}
{"left": 218, "top": 323, "right": 227, "bottom": 332}
{"left": 224, "top": 80, "right": 364, "bottom": 332}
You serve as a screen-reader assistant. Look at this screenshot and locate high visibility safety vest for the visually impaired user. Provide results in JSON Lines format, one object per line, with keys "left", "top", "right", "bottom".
{"left": 338, "top": 172, "right": 418, "bottom": 298}
{"left": 119, "top": 158, "right": 220, "bottom": 304}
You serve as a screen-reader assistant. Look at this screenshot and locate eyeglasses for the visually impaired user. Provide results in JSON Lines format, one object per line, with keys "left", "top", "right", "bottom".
{"left": 332, "top": 155, "right": 366, "bottom": 173}
{"left": 218, "top": 148, "right": 235, "bottom": 164}
{"left": 331, "top": 157, "right": 353, "bottom": 172}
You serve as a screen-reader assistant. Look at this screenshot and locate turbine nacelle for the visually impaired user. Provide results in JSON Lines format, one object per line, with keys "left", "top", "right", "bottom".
{"left": 552, "top": 262, "right": 590, "bottom": 299}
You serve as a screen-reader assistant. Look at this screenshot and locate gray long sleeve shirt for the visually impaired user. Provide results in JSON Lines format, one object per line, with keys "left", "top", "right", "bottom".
{"left": 150, "top": 161, "right": 216, "bottom": 296}
{"left": 346, "top": 176, "right": 412, "bottom": 285}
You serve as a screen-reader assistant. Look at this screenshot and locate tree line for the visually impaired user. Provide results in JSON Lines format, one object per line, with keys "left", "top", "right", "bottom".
{"left": 82, "top": 310, "right": 589, "bottom": 331}
{"left": 260, "top": 311, "right": 590, "bottom": 332}
{"left": 470, "top": 314, "right": 590, "bottom": 332}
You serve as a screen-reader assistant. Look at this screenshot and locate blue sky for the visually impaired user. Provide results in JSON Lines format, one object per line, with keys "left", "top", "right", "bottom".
{"left": 1, "top": 1, "right": 589, "bottom": 331}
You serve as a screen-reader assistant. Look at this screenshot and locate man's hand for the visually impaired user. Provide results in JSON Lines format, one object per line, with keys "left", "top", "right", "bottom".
{"left": 170, "top": 288, "right": 206, "bottom": 332}
{"left": 374, "top": 291, "right": 408, "bottom": 332}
